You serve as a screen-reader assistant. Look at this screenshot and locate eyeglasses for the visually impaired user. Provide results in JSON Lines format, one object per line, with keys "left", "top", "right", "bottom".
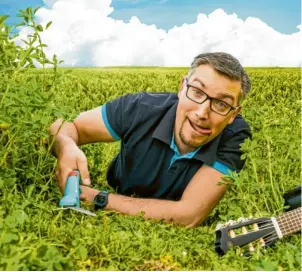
{"left": 185, "top": 78, "right": 239, "bottom": 116}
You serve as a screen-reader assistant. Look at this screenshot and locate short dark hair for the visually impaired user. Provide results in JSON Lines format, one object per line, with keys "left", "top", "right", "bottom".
{"left": 188, "top": 52, "right": 251, "bottom": 105}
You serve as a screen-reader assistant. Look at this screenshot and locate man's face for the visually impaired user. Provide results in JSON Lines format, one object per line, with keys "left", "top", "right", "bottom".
{"left": 175, "top": 64, "right": 242, "bottom": 154}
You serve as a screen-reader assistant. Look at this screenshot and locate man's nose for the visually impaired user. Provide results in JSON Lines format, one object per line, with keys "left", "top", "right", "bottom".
{"left": 195, "top": 99, "right": 211, "bottom": 119}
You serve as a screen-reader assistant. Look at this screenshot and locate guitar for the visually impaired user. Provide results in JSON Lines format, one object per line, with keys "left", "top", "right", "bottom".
{"left": 215, "top": 186, "right": 302, "bottom": 256}
{"left": 215, "top": 207, "right": 302, "bottom": 256}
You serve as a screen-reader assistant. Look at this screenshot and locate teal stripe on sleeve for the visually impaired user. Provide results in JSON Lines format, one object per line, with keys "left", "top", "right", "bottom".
{"left": 101, "top": 104, "right": 121, "bottom": 141}
{"left": 212, "top": 161, "right": 235, "bottom": 179}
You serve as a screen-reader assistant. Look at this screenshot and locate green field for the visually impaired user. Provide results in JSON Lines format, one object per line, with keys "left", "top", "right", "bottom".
{"left": 0, "top": 10, "right": 301, "bottom": 271}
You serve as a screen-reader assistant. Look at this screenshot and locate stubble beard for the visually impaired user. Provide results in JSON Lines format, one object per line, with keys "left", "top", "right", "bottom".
{"left": 179, "top": 119, "right": 203, "bottom": 149}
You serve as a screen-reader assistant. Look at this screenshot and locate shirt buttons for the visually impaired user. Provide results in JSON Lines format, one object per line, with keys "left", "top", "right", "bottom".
{"left": 170, "top": 166, "right": 177, "bottom": 171}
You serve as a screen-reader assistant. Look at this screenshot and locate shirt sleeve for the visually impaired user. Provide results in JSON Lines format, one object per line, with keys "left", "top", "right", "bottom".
{"left": 212, "top": 116, "right": 252, "bottom": 176}
{"left": 101, "top": 93, "right": 142, "bottom": 140}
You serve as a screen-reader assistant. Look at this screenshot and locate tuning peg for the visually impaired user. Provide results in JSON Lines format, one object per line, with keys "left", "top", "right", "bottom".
{"left": 238, "top": 217, "right": 250, "bottom": 223}
{"left": 222, "top": 220, "right": 232, "bottom": 227}
{"left": 240, "top": 226, "right": 255, "bottom": 252}
{"left": 228, "top": 220, "right": 235, "bottom": 225}
{"left": 252, "top": 223, "right": 266, "bottom": 247}
{"left": 216, "top": 223, "right": 224, "bottom": 230}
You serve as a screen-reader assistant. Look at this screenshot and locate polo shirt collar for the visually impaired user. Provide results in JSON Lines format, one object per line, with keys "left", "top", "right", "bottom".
{"left": 170, "top": 132, "right": 201, "bottom": 158}
{"left": 152, "top": 102, "right": 178, "bottom": 146}
{"left": 152, "top": 100, "right": 222, "bottom": 166}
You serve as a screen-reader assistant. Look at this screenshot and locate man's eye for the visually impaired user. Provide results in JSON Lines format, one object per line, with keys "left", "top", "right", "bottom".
{"left": 215, "top": 100, "right": 229, "bottom": 108}
{"left": 192, "top": 87, "right": 203, "bottom": 95}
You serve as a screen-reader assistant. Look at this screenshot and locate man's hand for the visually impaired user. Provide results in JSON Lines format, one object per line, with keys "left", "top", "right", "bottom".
{"left": 80, "top": 186, "right": 100, "bottom": 202}
{"left": 49, "top": 106, "right": 118, "bottom": 194}
{"left": 55, "top": 138, "right": 91, "bottom": 194}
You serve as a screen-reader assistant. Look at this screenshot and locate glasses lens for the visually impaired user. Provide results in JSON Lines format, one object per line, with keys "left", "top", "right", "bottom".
{"left": 212, "top": 99, "right": 231, "bottom": 115}
{"left": 187, "top": 86, "right": 207, "bottom": 103}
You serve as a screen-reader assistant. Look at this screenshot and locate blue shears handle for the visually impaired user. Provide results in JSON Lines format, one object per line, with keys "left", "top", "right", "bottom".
{"left": 59, "top": 170, "right": 81, "bottom": 208}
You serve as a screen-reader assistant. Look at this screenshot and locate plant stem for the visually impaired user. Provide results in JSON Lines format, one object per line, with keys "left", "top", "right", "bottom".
{"left": 0, "top": 128, "right": 20, "bottom": 167}
{"left": 266, "top": 137, "right": 280, "bottom": 210}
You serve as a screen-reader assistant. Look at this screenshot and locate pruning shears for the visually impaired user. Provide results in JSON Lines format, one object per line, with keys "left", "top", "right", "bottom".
{"left": 55, "top": 170, "right": 96, "bottom": 216}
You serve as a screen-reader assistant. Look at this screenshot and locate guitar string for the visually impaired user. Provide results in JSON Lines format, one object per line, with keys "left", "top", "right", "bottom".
{"left": 231, "top": 227, "right": 276, "bottom": 240}
{"left": 263, "top": 234, "right": 279, "bottom": 244}
{"left": 237, "top": 231, "right": 278, "bottom": 248}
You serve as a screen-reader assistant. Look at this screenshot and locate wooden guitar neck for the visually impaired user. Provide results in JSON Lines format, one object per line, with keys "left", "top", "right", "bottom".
{"left": 276, "top": 207, "right": 302, "bottom": 236}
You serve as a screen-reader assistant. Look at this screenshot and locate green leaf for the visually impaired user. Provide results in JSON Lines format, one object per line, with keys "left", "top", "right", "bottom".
{"left": 0, "top": 15, "right": 9, "bottom": 25}
{"left": 15, "top": 21, "right": 26, "bottom": 27}
{"left": 37, "top": 24, "right": 43, "bottom": 32}
{"left": 16, "top": 9, "right": 27, "bottom": 17}
{"left": 77, "top": 246, "right": 88, "bottom": 261}
{"left": 26, "top": 184, "right": 36, "bottom": 198}
{"left": 26, "top": 7, "right": 32, "bottom": 16}
{"left": 12, "top": 209, "right": 29, "bottom": 225}
{"left": 255, "top": 260, "right": 279, "bottom": 271}
{"left": 21, "top": 39, "right": 29, "bottom": 45}
{"left": 37, "top": 245, "right": 48, "bottom": 258}
{"left": 1, "top": 232, "right": 19, "bottom": 244}
{"left": 3, "top": 177, "right": 17, "bottom": 187}
{"left": 240, "top": 154, "right": 247, "bottom": 160}
{"left": 46, "top": 21, "right": 52, "bottom": 30}
{"left": 40, "top": 116, "right": 51, "bottom": 125}
{"left": 34, "top": 6, "right": 41, "bottom": 14}
{"left": 30, "top": 53, "right": 41, "bottom": 59}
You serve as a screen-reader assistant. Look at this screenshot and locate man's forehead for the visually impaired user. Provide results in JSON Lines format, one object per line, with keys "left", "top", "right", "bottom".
{"left": 189, "top": 66, "right": 242, "bottom": 98}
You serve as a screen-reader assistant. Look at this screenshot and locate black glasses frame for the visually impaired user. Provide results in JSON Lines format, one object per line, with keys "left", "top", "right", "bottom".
{"left": 185, "top": 80, "right": 239, "bottom": 116}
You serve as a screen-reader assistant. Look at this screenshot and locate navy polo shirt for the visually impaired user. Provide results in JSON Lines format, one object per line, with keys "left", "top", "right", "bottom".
{"left": 101, "top": 91, "right": 251, "bottom": 201}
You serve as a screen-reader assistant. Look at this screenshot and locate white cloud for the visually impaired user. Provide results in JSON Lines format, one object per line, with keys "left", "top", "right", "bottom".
{"left": 18, "top": 0, "right": 301, "bottom": 67}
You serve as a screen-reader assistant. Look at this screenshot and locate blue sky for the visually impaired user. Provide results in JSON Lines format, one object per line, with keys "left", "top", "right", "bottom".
{"left": 1, "top": 0, "right": 300, "bottom": 67}
{"left": 0, "top": 0, "right": 300, "bottom": 34}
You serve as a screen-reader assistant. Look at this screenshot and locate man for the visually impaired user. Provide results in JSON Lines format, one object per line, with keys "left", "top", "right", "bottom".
{"left": 49, "top": 52, "right": 251, "bottom": 228}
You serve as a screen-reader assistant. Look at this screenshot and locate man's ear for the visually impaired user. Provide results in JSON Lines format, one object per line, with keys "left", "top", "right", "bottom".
{"left": 227, "top": 106, "right": 242, "bottom": 125}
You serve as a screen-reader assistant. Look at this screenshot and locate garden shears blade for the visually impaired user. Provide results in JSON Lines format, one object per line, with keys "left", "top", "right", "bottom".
{"left": 55, "top": 206, "right": 96, "bottom": 216}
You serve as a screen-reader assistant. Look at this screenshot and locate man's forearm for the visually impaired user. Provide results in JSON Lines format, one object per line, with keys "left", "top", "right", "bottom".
{"left": 106, "top": 194, "right": 185, "bottom": 223}
{"left": 81, "top": 186, "right": 195, "bottom": 226}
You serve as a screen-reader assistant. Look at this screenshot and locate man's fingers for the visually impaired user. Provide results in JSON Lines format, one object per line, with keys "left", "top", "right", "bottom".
{"left": 77, "top": 157, "right": 91, "bottom": 186}
{"left": 80, "top": 193, "right": 86, "bottom": 201}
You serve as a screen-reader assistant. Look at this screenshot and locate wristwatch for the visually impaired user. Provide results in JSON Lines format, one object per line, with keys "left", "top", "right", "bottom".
{"left": 94, "top": 191, "right": 109, "bottom": 210}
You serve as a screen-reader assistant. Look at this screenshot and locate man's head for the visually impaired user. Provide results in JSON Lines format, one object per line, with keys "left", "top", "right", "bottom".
{"left": 175, "top": 52, "right": 251, "bottom": 154}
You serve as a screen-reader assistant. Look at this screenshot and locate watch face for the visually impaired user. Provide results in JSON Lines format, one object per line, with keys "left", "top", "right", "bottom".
{"left": 95, "top": 194, "right": 106, "bottom": 205}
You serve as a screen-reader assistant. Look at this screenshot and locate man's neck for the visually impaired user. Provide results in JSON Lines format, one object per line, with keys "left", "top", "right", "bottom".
{"left": 172, "top": 132, "right": 200, "bottom": 156}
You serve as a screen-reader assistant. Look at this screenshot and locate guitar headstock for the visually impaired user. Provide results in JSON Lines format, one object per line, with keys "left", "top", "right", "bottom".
{"left": 215, "top": 216, "right": 278, "bottom": 256}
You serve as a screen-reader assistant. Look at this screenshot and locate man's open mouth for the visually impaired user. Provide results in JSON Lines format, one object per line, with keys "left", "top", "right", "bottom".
{"left": 188, "top": 119, "right": 212, "bottom": 135}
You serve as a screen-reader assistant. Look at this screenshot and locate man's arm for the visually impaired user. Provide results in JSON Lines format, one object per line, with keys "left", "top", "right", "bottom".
{"left": 49, "top": 106, "right": 116, "bottom": 156}
{"left": 81, "top": 164, "right": 229, "bottom": 228}
{"left": 49, "top": 106, "right": 117, "bottom": 190}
